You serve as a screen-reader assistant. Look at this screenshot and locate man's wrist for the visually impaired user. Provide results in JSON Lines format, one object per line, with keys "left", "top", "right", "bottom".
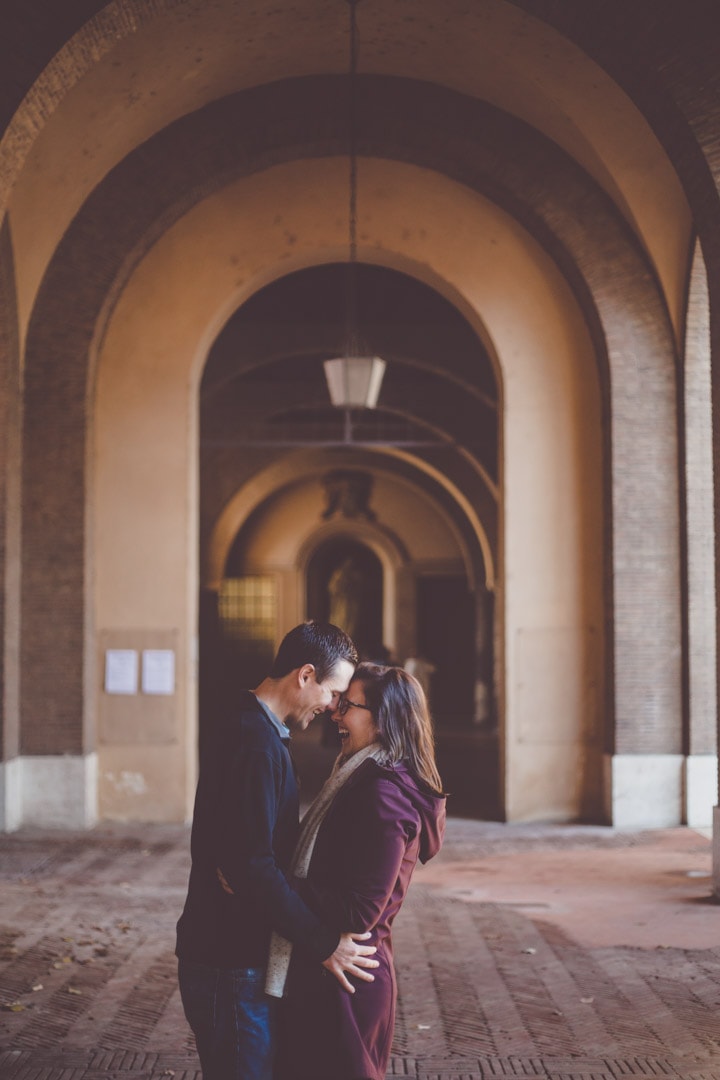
{"left": 320, "top": 930, "right": 342, "bottom": 962}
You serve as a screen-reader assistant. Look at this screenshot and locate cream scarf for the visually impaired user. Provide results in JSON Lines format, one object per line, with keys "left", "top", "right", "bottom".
{"left": 265, "top": 742, "right": 387, "bottom": 998}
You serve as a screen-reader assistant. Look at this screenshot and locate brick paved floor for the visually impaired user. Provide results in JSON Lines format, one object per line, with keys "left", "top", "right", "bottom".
{"left": 1, "top": 820, "right": 720, "bottom": 1079}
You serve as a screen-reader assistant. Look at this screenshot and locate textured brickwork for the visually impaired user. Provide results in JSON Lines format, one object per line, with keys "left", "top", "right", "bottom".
{"left": 0, "top": 821, "right": 719, "bottom": 1079}
{"left": 0, "top": 220, "right": 20, "bottom": 764}
{"left": 21, "top": 290, "right": 88, "bottom": 754}
{"left": 683, "top": 243, "right": 716, "bottom": 756}
{"left": 511, "top": 0, "right": 720, "bottom": 761}
{"left": 0, "top": 222, "right": 10, "bottom": 761}
{"left": 0, "top": 0, "right": 190, "bottom": 214}
{"left": 0, "top": 1, "right": 105, "bottom": 137}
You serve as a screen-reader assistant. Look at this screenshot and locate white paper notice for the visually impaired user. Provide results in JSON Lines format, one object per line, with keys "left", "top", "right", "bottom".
{"left": 142, "top": 649, "right": 175, "bottom": 695}
{"left": 105, "top": 650, "right": 138, "bottom": 695}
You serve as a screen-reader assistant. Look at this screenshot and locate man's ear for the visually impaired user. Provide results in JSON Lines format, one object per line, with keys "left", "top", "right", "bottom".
{"left": 298, "top": 663, "right": 316, "bottom": 686}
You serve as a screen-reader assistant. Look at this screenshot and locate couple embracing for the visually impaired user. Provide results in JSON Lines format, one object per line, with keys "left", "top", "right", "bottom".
{"left": 176, "top": 621, "right": 446, "bottom": 1080}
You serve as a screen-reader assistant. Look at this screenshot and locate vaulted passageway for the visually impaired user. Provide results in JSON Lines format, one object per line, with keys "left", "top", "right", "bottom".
{"left": 0, "top": 0, "right": 717, "bottom": 845}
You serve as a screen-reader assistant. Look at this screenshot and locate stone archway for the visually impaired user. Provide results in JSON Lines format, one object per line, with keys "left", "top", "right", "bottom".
{"left": 0, "top": 146, "right": 603, "bottom": 826}
{"left": 0, "top": 0, "right": 717, "bottom": 844}
{"left": 208, "top": 452, "right": 498, "bottom": 815}
{"left": 13, "top": 74, "right": 676, "bottom": 830}
{"left": 88, "top": 158, "right": 601, "bottom": 823}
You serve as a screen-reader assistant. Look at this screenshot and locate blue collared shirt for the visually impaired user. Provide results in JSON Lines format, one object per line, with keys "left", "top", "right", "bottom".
{"left": 254, "top": 695, "right": 290, "bottom": 742}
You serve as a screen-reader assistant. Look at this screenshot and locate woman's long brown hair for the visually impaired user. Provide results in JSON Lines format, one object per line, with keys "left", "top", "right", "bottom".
{"left": 354, "top": 662, "right": 443, "bottom": 794}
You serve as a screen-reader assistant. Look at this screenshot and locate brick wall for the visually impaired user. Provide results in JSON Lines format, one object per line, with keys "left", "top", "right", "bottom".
{"left": 512, "top": 0, "right": 720, "bottom": 757}
{"left": 684, "top": 242, "right": 717, "bottom": 756}
{"left": 0, "top": 219, "right": 21, "bottom": 763}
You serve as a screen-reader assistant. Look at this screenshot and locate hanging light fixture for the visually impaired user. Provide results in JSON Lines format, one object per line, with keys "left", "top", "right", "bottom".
{"left": 323, "top": 0, "right": 386, "bottom": 412}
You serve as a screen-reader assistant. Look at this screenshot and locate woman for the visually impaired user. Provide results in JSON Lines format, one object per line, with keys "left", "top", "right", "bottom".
{"left": 270, "top": 663, "right": 446, "bottom": 1080}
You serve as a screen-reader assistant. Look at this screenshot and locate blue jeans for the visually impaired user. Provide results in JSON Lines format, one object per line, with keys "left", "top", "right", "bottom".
{"left": 178, "top": 959, "right": 274, "bottom": 1080}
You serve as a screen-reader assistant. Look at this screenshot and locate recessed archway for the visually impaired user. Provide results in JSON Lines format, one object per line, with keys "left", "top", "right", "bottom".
{"left": 86, "top": 155, "right": 602, "bottom": 823}
{"left": 0, "top": 0, "right": 716, "bottom": 843}
{"left": 16, "top": 78, "right": 679, "bottom": 831}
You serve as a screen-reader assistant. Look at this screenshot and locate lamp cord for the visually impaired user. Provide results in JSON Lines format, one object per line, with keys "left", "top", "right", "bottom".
{"left": 346, "top": 0, "right": 359, "bottom": 358}
{"left": 348, "top": 0, "right": 358, "bottom": 266}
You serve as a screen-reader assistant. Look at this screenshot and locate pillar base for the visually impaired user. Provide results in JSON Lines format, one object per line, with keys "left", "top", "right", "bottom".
{"left": 713, "top": 807, "right": 720, "bottom": 897}
{"left": 0, "top": 758, "right": 22, "bottom": 831}
{"left": 604, "top": 753, "right": 718, "bottom": 829}
{"left": 604, "top": 753, "right": 683, "bottom": 828}
{"left": 685, "top": 755, "right": 718, "bottom": 828}
{"left": 0, "top": 754, "right": 98, "bottom": 830}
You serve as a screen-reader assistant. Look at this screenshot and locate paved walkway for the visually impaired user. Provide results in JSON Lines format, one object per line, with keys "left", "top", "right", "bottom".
{"left": 1, "top": 819, "right": 719, "bottom": 1079}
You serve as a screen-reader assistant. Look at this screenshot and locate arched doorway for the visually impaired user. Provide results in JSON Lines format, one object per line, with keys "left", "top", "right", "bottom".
{"left": 307, "top": 537, "right": 384, "bottom": 661}
{"left": 2, "top": 1, "right": 707, "bottom": 834}
{"left": 199, "top": 259, "right": 503, "bottom": 813}
{"left": 192, "top": 224, "right": 602, "bottom": 820}
{"left": 83, "top": 157, "right": 603, "bottom": 825}
{"left": 206, "top": 457, "right": 495, "bottom": 811}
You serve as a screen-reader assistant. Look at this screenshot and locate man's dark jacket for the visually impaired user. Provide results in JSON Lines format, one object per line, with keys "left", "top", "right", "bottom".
{"left": 176, "top": 690, "right": 340, "bottom": 968}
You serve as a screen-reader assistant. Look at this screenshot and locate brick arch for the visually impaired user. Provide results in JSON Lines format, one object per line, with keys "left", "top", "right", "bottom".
{"left": 510, "top": 2, "right": 720, "bottom": 291}
{"left": 0, "top": 221, "right": 20, "bottom": 778}
{"left": 0, "top": 3, "right": 715, "bottom": 323}
{"left": 509, "top": 1, "right": 720, "bottom": 774}
{"left": 0, "top": 0, "right": 188, "bottom": 212}
{"left": 20, "top": 74, "right": 677, "bottom": 765}
{"left": 205, "top": 449, "right": 492, "bottom": 597}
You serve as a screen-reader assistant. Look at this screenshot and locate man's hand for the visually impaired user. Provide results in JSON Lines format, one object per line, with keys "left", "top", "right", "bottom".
{"left": 322, "top": 931, "right": 379, "bottom": 993}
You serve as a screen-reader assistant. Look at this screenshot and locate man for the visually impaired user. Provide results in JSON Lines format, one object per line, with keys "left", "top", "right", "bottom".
{"left": 176, "top": 621, "right": 377, "bottom": 1080}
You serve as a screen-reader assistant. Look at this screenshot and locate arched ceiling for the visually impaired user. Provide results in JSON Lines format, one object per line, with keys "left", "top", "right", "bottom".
{"left": 20, "top": 85, "right": 676, "bottom": 582}
{"left": 204, "top": 446, "right": 496, "bottom": 592}
{"left": 2, "top": 0, "right": 691, "bottom": 346}
{"left": 3, "top": 1, "right": 687, "bottom": 684}
{"left": 203, "top": 262, "right": 497, "bottom": 399}
{"left": 200, "top": 262, "right": 499, "bottom": 484}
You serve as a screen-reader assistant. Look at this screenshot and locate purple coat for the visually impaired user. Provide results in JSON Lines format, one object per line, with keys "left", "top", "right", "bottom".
{"left": 275, "top": 758, "right": 446, "bottom": 1080}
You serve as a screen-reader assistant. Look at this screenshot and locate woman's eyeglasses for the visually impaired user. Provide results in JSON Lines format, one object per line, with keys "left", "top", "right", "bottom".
{"left": 336, "top": 696, "right": 372, "bottom": 717}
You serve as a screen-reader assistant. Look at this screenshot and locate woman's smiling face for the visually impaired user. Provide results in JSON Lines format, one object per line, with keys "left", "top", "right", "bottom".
{"left": 333, "top": 680, "right": 380, "bottom": 757}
